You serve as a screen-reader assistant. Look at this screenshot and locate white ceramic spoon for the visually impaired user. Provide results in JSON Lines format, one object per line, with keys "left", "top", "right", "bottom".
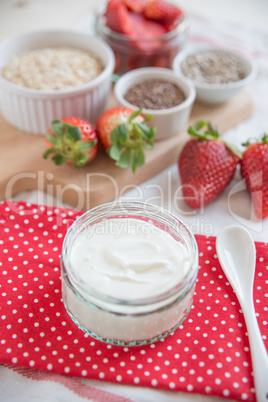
{"left": 216, "top": 225, "right": 268, "bottom": 402}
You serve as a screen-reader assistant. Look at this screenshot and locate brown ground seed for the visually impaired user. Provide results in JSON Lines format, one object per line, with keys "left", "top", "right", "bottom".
{"left": 124, "top": 80, "right": 185, "bottom": 110}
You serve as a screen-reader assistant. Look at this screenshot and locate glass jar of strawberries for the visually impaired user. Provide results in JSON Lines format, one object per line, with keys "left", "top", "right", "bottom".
{"left": 95, "top": 0, "right": 189, "bottom": 77}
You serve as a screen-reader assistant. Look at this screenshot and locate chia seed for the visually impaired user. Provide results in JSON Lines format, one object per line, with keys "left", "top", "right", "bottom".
{"left": 181, "top": 50, "right": 247, "bottom": 84}
{"left": 124, "top": 79, "right": 185, "bottom": 110}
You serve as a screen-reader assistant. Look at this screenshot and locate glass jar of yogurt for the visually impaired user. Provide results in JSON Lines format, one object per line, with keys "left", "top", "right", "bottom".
{"left": 61, "top": 201, "right": 198, "bottom": 346}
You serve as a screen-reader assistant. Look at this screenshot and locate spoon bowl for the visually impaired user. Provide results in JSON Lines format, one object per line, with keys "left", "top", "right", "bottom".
{"left": 217, "top": 225, "right": 256, "bottom": 298}
{"left": 216, "top": 225, "right": 268, "bottom": 402}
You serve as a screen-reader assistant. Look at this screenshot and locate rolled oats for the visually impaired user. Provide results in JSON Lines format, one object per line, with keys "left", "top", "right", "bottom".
{"left": 1, "top": 47, "right": 103, "bottom": 90}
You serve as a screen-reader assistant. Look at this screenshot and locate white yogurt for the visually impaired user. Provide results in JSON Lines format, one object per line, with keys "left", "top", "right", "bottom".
{"left": 61, "top": 202, "right": 198, "bottom": 346}
{"left": 69, "top": 218, "right": 190, "bottom": 300}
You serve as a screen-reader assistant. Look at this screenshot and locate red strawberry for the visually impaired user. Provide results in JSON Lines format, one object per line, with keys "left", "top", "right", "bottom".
{"left": 129, "top": 11, "right": 166, "bottom": 39}
{"left": 122, "top": 0, "right": 146, "bottom": 14}
{"left": 96, "top": 107, "right": 156, "bottom": 172}
{"left": 129, "top": 12, "right": 166, "bottom": 52}
{"left": 104, "top": 0, "right": 135, "bottom": 35}
{"left": 143, "top": 0, "right": 183, "bottom": 25}
{"left": 162, "top": 18, "right": 182, "bottom": 32}
{"left": 43, "top": 117, "right": 98, "bottom": 168}
{"left": 178, "top": 121, "right": 241, "bottom": 209}
{"left": 240, "top": 134, "right": 268, "bottom": 219}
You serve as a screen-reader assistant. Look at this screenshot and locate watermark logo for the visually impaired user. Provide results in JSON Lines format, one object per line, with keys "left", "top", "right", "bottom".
{"left": 3, "top": 170, "right": 263, "bottom": 233}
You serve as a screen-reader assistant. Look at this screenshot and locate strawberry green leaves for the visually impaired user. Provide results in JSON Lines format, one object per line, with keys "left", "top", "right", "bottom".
{"left": 44, "top": 110, "right": 155, "bottom": 172}
{"left": 242, "top": 132, "right": 268, "bottom": 147}
{"left": 43, "top": 119, "right": 97, "bottom": 168}
{"left": 188, "top": 120, "right": 242, "bottom": 159}
{"left": 107, "top": 109, "right": 156, "bottom": 173}
{"left": 188, "top": 120, "right": 219, "bottom": 140}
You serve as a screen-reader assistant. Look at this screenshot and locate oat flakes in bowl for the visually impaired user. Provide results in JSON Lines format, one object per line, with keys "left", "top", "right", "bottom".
{"left": 0, "top": 30, "right": 115, "bottom": 134}
{"left": 2, "top": 47, "right": 103, "bottom": 91}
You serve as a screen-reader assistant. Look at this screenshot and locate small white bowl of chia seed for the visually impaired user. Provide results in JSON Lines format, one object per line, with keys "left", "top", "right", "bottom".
{"left": 114, "top": 67, "right": 196, "bottom": 140}
{"left": 172, "top": 46, "right": 257, "bottom": 104}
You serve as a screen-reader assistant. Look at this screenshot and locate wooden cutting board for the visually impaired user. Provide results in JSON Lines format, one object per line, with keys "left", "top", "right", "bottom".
{"left": 0, "top": 89, "right": 254, "bottom": 210}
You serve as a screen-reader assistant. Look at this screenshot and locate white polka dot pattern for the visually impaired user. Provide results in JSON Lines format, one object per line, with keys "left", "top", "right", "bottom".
{"left": 0, "top": 201, "right": 267, "bottom": 402}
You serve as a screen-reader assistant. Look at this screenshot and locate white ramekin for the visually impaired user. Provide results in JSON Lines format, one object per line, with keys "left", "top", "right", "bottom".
{"left": 114, "top": 67, "right": 196, "bottom": 140}
{"left": 0, "top": 30, "right": 115, "bottom": 135}
{"left": 173, "top": 46, "right": 257, "bottom": 104}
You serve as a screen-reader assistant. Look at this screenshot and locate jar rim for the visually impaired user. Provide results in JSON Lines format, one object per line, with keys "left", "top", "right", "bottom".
{"left": 61, "top": 201, "right": 199, "bottom": 307}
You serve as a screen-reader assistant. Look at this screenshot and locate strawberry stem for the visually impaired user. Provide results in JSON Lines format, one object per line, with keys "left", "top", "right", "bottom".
{"left": 108, "top": 108, "right": 156, "bottom": 173}
{"left": 188, "top": 120, "right": 242, "bottom": 159}
{"left": 242, "top": 133, "right": 268, "bottom": 147}
{"left": 188, "top": 121, "right": 219, "bottom": 140}
{"left": 43, "top": 120, "right": 97, "bottom": 168}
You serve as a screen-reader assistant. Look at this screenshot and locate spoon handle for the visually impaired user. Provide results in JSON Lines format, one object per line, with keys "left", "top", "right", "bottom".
{"left": 241, "top": 298, "right": 268, "bottom": 402}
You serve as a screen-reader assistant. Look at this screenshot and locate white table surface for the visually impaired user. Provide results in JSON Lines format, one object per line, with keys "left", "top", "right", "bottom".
{"left": 0, "top": 0, "right": 268, "bottom": 40}
{"left": 0, "top": 1, "right": 267, "bottom": 401}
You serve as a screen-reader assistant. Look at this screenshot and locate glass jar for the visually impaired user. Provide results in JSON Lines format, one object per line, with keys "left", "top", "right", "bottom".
{"left": 94, "top": 5, "right": 189, "bottom": 77}
{"left": 61, "top": 201, "right": 198, "bottom": 346}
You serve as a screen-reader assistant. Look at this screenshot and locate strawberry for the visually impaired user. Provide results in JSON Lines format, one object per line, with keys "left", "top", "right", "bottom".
{"left": 129, "top": 11, "right": 166, "bottom": 52}
{"left": 96, "top": 107, "right": 156, "bottom": 173}
{"left": 143, "top": 0, "right": 183, "bottom": 26}
{"left": 178, "top": 121, "right": 241, "bottom": 209}
{"left": 104, "top": 0, "right": 135, "bottom": 35}
{"left": 43, "top": 117, "right": 98, "bottom": 168}
{"left": 122, "top": 0, "right": 146, "bottom": 14}
{"left": 129, "top": 11, "right": 166, "bottom": 39}
{"left": 240, "top": 134, "right": 268, "bottom": 219}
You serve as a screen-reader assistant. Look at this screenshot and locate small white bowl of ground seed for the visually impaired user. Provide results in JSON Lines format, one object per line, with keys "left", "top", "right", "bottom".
{"left": 114, "top": 67, "right": 196, "bottom": 140}
{"left": 0, "top": 30, "right": 115, "bottom": 134}
{"left": 173, "top": 46, "right": 257, "bottom": 104}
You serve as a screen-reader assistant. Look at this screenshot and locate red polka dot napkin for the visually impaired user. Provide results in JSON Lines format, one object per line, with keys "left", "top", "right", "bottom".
{"left": 0, "top": 201, "right": 267, "bottom": 402}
